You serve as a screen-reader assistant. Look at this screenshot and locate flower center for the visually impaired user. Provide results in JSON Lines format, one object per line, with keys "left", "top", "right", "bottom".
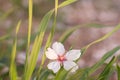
{"left": 58, "top": 55, "right": 66, "bottom": 62}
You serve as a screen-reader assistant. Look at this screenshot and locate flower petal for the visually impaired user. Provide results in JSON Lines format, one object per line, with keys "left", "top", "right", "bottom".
{"left": 63, "top": 61, "right": 77, "bottom": 71}
{"left": 45, "top": 48, "right": 58, "bottom": 60}
{"left": 52, "top": 42, "right": 65, "bottom": 56}
{"left": 47, "top": 61, "right": 60, "bottom": 73}
{"left": 65, "top": 50, "right": 81, "bottom": 61}
{"left": 70, "top": 65, "right": 78, "bottom": 72}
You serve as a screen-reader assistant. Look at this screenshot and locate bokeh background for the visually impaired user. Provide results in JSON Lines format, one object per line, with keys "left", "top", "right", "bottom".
{"left": 0, "top": 0, "right": 120, "bottom": 79}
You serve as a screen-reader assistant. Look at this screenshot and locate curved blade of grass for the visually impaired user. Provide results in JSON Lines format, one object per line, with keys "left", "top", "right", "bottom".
{"left": 37, "top": 0, "right": 77, "bottom": 77}
{"left": 54, "top": 68, "right": 68, "bottom": 80}
{"left": 67, "top": 68, "right": 90, "bottom": 80}
{"left": 37, "top": 69, "right": 52, "bottom": 80}
{"left": 0, "top": 18, "right": 23, "bottom": 41}
{"left": 74, "top": 47, "right": 119, "bottom": 80}
{"left": 27, "top": 0, "right": 33, "bottom": 49}
{"left": 24, "top": 36, "right": 39, "bottom": 80}
{"left": 24, "top": 0, "right": 77, "bottom": 79}
{"left": 59, "top": 23, "right": 106, "bottom": 43}
{"left": 55, "top": 23, "right": 107, "bottom": 80}
{"left": 36, "top": 0, "right": 58, "bottom": 79}
{"left": 24, "top": 6, "right": 53, "bottom": 80}
{"left": 82, "top": 24, "right": 120, "bottom": 55}
{"left": 24, "top": 0, "right": 33, "bottom": 78}
{"left": 0, "top": 23, "right": 19, "bottom": 41}
{"left": 37, "top": 0, "right": 77, "bottom": 33}
{"left": 0, "top": 8, "right": 14, "bottom": 20}
{"left": 117, "top": 64, "right": 120, "bottom": 80}
{"left": 9, "top": 21, "right": 21, "bottom": 80}
{"left": 88, "top": 46, "right": 120, "bottom": 75}
{"left": 97, "top": 56, "right": 116, "bottom": 80}
{"left": 24, "top": 9, "right": 53, "bottom": 80}
{"left": 0, "top": 34, "right": 9, "bottom": 41}
{"left": 59, "top": 25, "right": 80, "bottom": 43}
{"left": 37, "top": 0, "right": 78, "bottom": 79}
{"left": 59, "top": 23, "right": 120, "bottom": 54}
{"left": 59, "top": 0, "right": 77, "bottom": 8}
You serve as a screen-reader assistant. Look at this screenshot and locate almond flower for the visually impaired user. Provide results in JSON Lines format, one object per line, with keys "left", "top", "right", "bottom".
{"left": 45, "top": 42, "right": 81, "bottom": 73}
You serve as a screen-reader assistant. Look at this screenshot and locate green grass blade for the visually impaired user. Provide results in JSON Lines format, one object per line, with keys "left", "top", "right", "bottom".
{"left": 36, "top": 0, "right": 78, "bottom": 78}
{"left": 38, "top": 10, "right": 54, "bottom": 33}
{"left": 24, "top": 0, "right": 33, "bottom": 78}
{"left": 59, "top": 25, "right": 80, "bottom": 43}
{"left": 24, "top": 0, "right": 77, "bottom": 79}
{"left": 38, "top": 69, "right": 52, "bottom": 80}
{"left": 76, "top": 46, "right": 120, "bottom": 80}
{"left": 59, "top": 23, "right": 120, "bottom": 55}
{"left": 38, "top": 0, "right": 77, "bottom": 33}
{"left": 54, "top": 68, "right": 68, "bottom": 80}
{"left": 67, "top": 68, "right": 89, "bottom": 80}
{"left": 24, "top": 9, "right": 53, "bottom": 80}
{"left": 0, "top": 34, "right": 9, "bottom": 41}
{"left": 36, "top": 0, "right": 59, "bottom": 78}
{"left": 0, "top": 20, "right": 21, "bottom": 41}
{"left": 117, "top": 64, "right": 120, "bottom": 80}
{"left": 59, "top": 23, "right": 106, "bottom": 43}
{"left": 82, "top": 24, "right": 120, "bottom": 55}
{"left": 27, "top": 0, "right": 33, "bottom": 49}
{"left": 97, "top": 56, "right": 116, "bottom": 80}
{"left": 16, "top": 21, "right": 21, "bottom": 34}
{"left": 24, "top": 36, "right": 39, "bottom": 80}
{"left": 59, "top": 0, "right": 77, "bottom": 8}
{"left": 0, "top": 8, "right": 14, "bottom": 20}
{"left": 0, "top": 78, "right": 2, "bottom": 80}
{"left": 24, "top": 8, "right": 53, "bottom": 80}
{"left": 9, "top": 21, "right": 21, "bottom": 80}
{"left": 9, "top": 41, "right": 17, "bottom": 80}
{"left": 89, "top": 46, "right": 120, "bottom": 75}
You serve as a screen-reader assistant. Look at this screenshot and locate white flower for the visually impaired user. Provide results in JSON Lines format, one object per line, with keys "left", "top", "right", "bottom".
{"left": 45, "top": 42, "right": 81, "bottom": 73}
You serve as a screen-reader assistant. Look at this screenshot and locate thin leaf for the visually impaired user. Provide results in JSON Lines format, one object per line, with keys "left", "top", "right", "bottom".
{"left": 59, "top": 0, "right": 77, "bottom": 8}
{"left": 38, "top": 0, "right": 78, "bottom": 78}
{"left": 59, "top": 23, "right": 106, "bottom": 43}
{"left": 117, "top": 64, "right": 120, "bottom": 80}
{"left": 89, "top": 46, "right": 120, "bottom": 75}
{"left": 16, "top": 21, "right": 21, "bottom": 34}
{"left": 24, "top": 0, "right": 33, "bottom": 78}
{"left": 0, "top": 21, "right": 21, "bottom": 41}
{"left": 59, "top": 23, "right": 120, "bottom": 54}
{"left": 0, "top": 8, "right": 14, "bottom": 20}
{"left": 82, "top": 24, "right": 120, "bottom": 55}
{"left": 38, "top": 0, "right": 77, "bottom": 33}
{"left": 0, "top": 34, "right": 9, "bottom": 41}
{"left": 37, "top": 0, "right": 59, "bottom": 78}
{"left": 9, "top": 21, "right": 21, "bottom": 80}
{"left": 24, "top": 36, "right": 39, "bottom": 80}
{"left": 71, "top": 47, "right": 119, "bottom": 80}
{"left": 97, "top": 56, "right": 116, "bottom": 80}
{"left": 59, "top": 25, "right": 80, "bottom": 43}
{"left": 54, "top": 68, "right": 68, "bottom": 80}
{"left": 27, "top": 0, "right": 33, "bottom": 48}
{"left": 24, "top": 0, "right": 77, "bottom": 79}
{"left": 38, "top": 69, "right": 52, "bottom": 80}
{"left": 67, "top": 68, "right": 89, "bottom": 80}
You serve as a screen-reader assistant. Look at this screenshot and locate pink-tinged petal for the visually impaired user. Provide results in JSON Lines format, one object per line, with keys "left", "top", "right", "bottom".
{"left": 65, "top": 50, "right": 81, "bottom": 61}
{"left": 45, "top": 48, "right": 58, "bottom": 60}
{"left": 47, "top": 61, "right": 61, "bottom": 73}
{"left": 63, "top": 61, "right": 77, "bottom": 71}
{"left": 70, "top": 65, "right": 79, "bottom": 72}
{"left": 52, "top": 42, "right": 65, "bottom": 56}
